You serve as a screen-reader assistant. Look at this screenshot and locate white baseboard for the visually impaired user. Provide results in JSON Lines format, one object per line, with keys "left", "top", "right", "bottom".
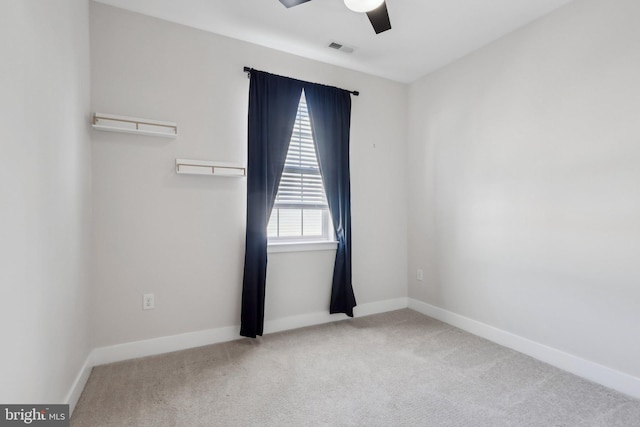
{"left": 67, "top": 297, "right": 640, "bottom": 413}
{"left": 354, "top": 297, "right": 409, "bottom": 317}
{"left": 408, "top": 298, "right": 640, "bottom": 399}
{"left": 264, "top": 310, "right": 351, "bottom": 334}
{"left": 264, "top": 297, "right": 408, "bottom": 334}
{"left": 66, "top": 297, "right": 410, "bottom": 414}
{"left": 65, "top": 353, "right": 93, "bottom": 414}
{"left": 90, "top": 325, "right": 240, "bottom": 367}
{"left": 89, "top": 297, "right": 410, "bottom": 367}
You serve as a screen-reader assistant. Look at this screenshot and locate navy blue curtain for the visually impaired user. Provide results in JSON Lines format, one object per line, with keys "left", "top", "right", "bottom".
{"left": 304, "top": 84, "right": 357, "bottom": 317}
{"left": 240, "top": 71, "right": 303, "bottom": 338}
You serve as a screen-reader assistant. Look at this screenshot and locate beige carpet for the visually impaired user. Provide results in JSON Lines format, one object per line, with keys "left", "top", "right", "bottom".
{"left": 72, "top": 309, "right": 640, "bottom": 426}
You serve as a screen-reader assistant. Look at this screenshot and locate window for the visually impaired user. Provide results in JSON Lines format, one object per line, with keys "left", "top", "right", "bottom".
{"left": 267, "top": 91, "right": 333, "bottom": 242}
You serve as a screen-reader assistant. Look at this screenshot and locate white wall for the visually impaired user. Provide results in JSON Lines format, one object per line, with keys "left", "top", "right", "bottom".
{"left": 408, "top": 0, "right": 640, "bottom": 379}
{"left": 89, "top": 3, "right": 408, "bottom": 348}
{"left": 0, "top": 0, "right": 92, "bottom": 404}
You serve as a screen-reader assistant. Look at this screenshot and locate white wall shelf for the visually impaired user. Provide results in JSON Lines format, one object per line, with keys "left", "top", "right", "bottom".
{"left": 92, "top": 113, "right": 177, "bottom": 138}
{"left": 176, "top": 159, "right": 246, "bottom": 177}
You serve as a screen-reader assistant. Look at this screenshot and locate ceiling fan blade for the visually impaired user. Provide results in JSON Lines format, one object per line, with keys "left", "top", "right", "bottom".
{"left": 278, "top": 0, "right": 312, "bottom": 7}
{"left": 366, "top": 1, "right": 392, "bottom": 34}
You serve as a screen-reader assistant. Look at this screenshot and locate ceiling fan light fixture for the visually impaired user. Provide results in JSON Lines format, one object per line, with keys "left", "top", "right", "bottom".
{"left": 343, "top": 0, "right": 384, "bottom": 13}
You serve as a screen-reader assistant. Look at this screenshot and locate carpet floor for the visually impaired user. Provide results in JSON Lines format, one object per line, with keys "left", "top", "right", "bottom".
{"left": 71, "top": 309, "right": 640, "bottom": 426}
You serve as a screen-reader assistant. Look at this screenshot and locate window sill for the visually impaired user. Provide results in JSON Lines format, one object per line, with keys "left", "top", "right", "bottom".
{"left": 268, "top": 241, "right": 338, "bottom": 254}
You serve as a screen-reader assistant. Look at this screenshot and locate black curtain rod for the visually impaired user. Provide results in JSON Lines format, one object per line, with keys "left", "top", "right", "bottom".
{"left": 243, "top": 66, "right": 359, "bottom": 96}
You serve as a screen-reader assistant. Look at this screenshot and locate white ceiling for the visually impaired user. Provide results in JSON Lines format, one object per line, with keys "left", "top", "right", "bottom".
{"left": 94, "top": 0, "right": 574, "bottom": 83}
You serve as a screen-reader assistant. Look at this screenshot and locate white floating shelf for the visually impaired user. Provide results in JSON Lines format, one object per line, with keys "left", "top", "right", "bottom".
{"left": 176, "top": 159, "right": 246, "bottom": 177}
{"left": 92, "top": 113, "right": 177, "bottom": 138}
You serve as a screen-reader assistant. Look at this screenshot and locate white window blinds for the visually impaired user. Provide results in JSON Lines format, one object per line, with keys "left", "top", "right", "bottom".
{"left": 267, "top": 91, "right": 332, "bottom": 240}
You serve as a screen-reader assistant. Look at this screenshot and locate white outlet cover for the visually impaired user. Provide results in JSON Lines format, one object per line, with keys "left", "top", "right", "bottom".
{"left": 143, "top": 293, "right": 155, "bottom": 310}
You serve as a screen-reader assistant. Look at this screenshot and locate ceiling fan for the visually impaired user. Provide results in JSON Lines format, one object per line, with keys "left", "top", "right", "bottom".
{"left": 278, "top": 0, "right": 392, "bottom": 34}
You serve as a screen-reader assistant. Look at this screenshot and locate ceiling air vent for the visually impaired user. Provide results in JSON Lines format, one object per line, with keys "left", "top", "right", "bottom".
{"left": 328, "top": 42, "right": 355, "bottom": 54}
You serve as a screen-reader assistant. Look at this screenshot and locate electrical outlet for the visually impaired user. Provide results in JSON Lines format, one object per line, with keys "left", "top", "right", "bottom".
{"left": 417, "top": 269, "right": 424, "bottom": 281}
{"left": 143, "top": 293, "right": 155, "bottom": 310}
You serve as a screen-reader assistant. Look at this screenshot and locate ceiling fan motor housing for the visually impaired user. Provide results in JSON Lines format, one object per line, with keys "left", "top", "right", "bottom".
{"left": 278, "top": 0, "right": 391, "bottom": 34}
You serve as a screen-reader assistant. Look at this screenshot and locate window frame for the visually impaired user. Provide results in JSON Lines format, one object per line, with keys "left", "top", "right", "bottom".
{"left": 267, "top": 91, "right": 335, "bottom": 245}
